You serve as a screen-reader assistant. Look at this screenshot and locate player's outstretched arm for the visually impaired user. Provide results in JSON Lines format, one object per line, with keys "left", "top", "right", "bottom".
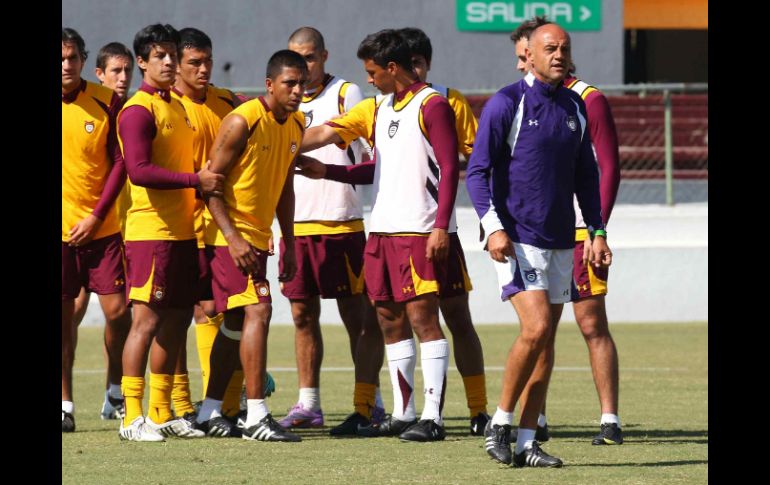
{"left": 300, "top": 124, "right": 344, "bottom": 152}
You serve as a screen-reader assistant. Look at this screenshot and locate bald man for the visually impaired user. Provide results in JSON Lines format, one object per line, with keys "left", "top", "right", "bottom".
{"left": 466, "top": 23, "right": 612, "bottom": 468}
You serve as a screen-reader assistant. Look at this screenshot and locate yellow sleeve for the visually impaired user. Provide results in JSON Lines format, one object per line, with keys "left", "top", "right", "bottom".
{"left": 327, "top": 97, "right": 375, "bottom": 145}
{"left": 448, "top": 88, "right": 478, "bottom": 158}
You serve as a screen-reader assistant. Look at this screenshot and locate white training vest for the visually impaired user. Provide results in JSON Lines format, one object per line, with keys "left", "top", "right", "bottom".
{"left": 568, "top": 78, "right": 599, "bottom": 229}
{"left": 370, "top": 86, "right": 457, "bottom": 234}
{"left": 295, "top": 76, "right": 368, "bottom": 223}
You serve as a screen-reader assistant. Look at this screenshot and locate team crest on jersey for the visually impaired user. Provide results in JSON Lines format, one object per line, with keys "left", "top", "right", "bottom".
{"left": 304, "top": 110, "right": 313, "bottom": 128}
{"left": 84, "top": 121, "right": 95, "bottom": 133}
{"left": 524, "top": 269, "right": 537, "bottom": 283}
{"left": 388, "top": 120, "right": 400, "bottom": 138}
{"left": 290, "top": 141, "right": 297, "bottom": 153}
{"left": 567, "top": 116, "right": 577, "bottom": 132}
{"left": 152, "top": 285, "right": 165, "bottom": 302}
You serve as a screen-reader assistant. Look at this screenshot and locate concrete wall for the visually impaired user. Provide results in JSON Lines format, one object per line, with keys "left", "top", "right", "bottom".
{"left": 80, "top": 203, "right": 708, "bottom": 326}
{"left": 62, "top": 0, "right": 624, "bottom": 93}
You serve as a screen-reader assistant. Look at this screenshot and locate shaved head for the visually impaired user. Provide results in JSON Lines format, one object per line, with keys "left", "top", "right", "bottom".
{"left": 529, "top": 23, "right": 569, "bottom": 47}
{"left": 288, "top": 26, "right": 325, "bottom": 51}
{"left": 526, "top": 23, "right": 571, "bottom": 86}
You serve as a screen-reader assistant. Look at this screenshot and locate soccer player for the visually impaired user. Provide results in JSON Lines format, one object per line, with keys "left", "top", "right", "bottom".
{"left": 465, "top": 23, "right": 612, "bottom": 467}
{"left": 297, "top": 29, "right": 460, "bottom": 442}
{"left": 511, "top": 16, "right": 623, "bottom": 446}
{"left": 62, "top": 28, "right": 130, "bottom": 432}
{"left": 95, "top": 42, "right": 134, "bottom": 101}
{"left": 170, "top": 27, "right": 246, "bottom": 424}
{"left": 76, "top": 40, "right": 135, "bottom": 421}
{"left": 193, "top": 50, "right": 307, "bottom": 442}
{"left": 278, "top": 26, "right": 386, "bottom": 435}
{"left": 116, "top": 23, "right": 223, "bottom": 441}
{"left": 398, "top": 27, "right": 490, "bottom": 435}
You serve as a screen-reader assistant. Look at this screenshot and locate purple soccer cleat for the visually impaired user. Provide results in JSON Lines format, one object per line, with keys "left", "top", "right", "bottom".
{"left": 278, "top": 403, "right": 324, "bottom": 429}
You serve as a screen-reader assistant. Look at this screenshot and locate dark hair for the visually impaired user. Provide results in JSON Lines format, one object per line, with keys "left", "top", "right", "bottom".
{"left": 96, "top": 42, "right": 134, "bottom": 70}
{"left": 133, "top": 23, "right": 180, "bottom": 62}
{"left": 288, "top": 26, "right": 325, "bottom": 51}
{"left": 266, "top": 49, "right": 308, "bottom": 79}
{"left": 399, "top": 27, "right": 432, "bottom": 65}
{"left": 62, "top": 28, "right": 88, "bottom": 61}
{"left": 356, "top": 29, "right": 413, "bottom": 71}
{"left": 178, "top": 27, "right": 212, "bottom": 57}
{"left": 510, "top": 16, "right": 551, "bottom": 43}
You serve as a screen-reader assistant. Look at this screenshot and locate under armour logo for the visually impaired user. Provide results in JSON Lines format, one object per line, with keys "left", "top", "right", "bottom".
{"left": 528, "top": 119, "right": 538, "bottom": 126}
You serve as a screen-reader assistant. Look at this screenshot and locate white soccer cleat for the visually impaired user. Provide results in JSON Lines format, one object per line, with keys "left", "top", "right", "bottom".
{"left": 144, "top": 416, "right": 205, "bottom": 439}
{"left": 118, "top": 416, "right": 165, "bottom": 442}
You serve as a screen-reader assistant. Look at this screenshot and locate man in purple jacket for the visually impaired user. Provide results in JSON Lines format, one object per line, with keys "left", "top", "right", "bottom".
{"left": 466, "top": 23, "right": 612, "bottom": 468}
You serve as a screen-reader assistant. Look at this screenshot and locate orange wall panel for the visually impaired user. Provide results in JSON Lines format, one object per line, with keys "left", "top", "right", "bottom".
{"left": 625, "top": 0, "right": 708, "bottom": 29}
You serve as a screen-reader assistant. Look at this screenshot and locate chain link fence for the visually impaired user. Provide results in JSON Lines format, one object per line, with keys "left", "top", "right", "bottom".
{"left": 231, "top": 83, "right": 708, "bottom": 206}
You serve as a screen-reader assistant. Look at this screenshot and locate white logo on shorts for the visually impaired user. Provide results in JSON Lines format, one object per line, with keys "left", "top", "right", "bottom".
{"left": 524, "top": 269, "right": 537, "bottom": 282}
{"left": 567, "top": 116, "right": 577, "bottom": 132}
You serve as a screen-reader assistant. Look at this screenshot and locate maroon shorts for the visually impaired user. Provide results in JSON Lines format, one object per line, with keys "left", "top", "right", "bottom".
{"left": 124, "top": 239, "right": 199, "bottom": 308}
{"left": 206, "top": 244, "right": 271, "bottom": 313}
{"left": 572, "top": 239, "right": 609, "bottom": 300}
{"left": 197, "top": 247, "right": 214, "bottom": 302}
{"left": 438, "top": 233, "right": 473, "bottom": 299}
{"left": 61, "top": 232, "right": 126, "bottom": 300}
{"left": 364, "top": 234, "right": 444, "bottom": 303}
{"left": 279, "top": 232, "right": 365, "bottom": 300}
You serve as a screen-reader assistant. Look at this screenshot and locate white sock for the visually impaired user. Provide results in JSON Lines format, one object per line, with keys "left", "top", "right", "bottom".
{"left": 375, "top": 387, "right": 384, "bottom": 409}
{"left": 62, "top": 400, "right": 74, "bottom": 414}
{"left": 538, "top": 413, "right": 547, "bottom": 427}
{"left": 515, "top": 428, "right": 536, "bottom": 454}
{"left": 492, "top": 406, "right": 514, "bottom": 427}
{"left": 108, "top": 384, "right": 123, "bottom": 400}
{"left": 196, "top": 398, "right": 223, "bottom": 423}
{"left": 298, "top": 387, "right": 321, "bottom": 411}
{"left": 419, "top": 339, "right": 449, "bottom": 424}
{"left": 385, "top": 338, "right": 417, "bottom": 421}
{"left": 245, "top": 399, "right": 269, "bottom": 427}
{"left": 601, "top": 413, "right": 620, "bottom": 425}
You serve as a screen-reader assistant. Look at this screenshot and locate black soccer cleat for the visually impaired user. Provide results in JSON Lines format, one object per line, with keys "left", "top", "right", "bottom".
{"left": 592, "top": 423, "right": 623, "bottom": 445}
{"left": 484, "top": 420, "right": 512, "bottom": 464}
{"left": 242, "top": 414, "right": 302, "bottom": 442}
{"left": 356, "top": 414, "right": 417, "bottom": 437}
{"left": 330, "top": 412, "right": 370, "bottom": 436}
{"left": 512, "top": 441, "right": 563, "bottom": 468}
{"left": 62, "top": 411, "right": 76, "bottom": 433}
{"left": 195, "top": 416, "right": 234, "bottom": 437}
{"left": 399, "top": 419, "right": 446, "bottom": 442}
{"left": 470, "top": 412, "right": 490, "bottom": 436}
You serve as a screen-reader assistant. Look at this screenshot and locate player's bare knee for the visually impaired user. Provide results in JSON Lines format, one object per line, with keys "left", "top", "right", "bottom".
{"left": 519, "top": 321, "right": 552, "bottom": 349}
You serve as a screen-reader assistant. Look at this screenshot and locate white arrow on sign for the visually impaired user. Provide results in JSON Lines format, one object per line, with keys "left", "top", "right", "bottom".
{"left": 580, "top": 6, "right": 591, "bottom": 21}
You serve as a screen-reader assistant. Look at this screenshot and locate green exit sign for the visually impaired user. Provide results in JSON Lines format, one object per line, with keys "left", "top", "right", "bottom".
{"left": 456, "top": 0, "right": 602, "bottom": 31}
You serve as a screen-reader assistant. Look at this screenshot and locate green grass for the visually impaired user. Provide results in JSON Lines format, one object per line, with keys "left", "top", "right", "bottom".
{"left": 63, "top": 322, "right": 707, "bottom": 484}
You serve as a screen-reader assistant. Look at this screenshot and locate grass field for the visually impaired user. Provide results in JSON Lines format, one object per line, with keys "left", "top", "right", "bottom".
{"left": 62, "top": 322, "right": 707, "bottom": 484}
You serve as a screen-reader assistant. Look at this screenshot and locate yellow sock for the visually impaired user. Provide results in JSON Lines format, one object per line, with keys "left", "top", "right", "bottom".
{"left": 121, "top": 376, "right": 145, "bottom": 427}
{"left": 172, "top": 374, "right": 195, "bottom": 416}
{"left": 147, "top": 373, "right": 175, "bottom": 424}
{"left": 463, "top": 374, "right": 488, "bottom": 417}
{"left": 222, "top": 370, "right": 244, "bottom": 418}
{"left": 195, "top": 313, "right": 224, "bottom": 399}
{"left": 354, "top": 382, "right": 377, "bottom": 419}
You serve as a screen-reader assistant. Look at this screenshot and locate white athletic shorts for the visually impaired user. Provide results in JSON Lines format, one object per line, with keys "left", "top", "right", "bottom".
{"left": 493, "top": 242, "right": 574, "bottom": 304}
